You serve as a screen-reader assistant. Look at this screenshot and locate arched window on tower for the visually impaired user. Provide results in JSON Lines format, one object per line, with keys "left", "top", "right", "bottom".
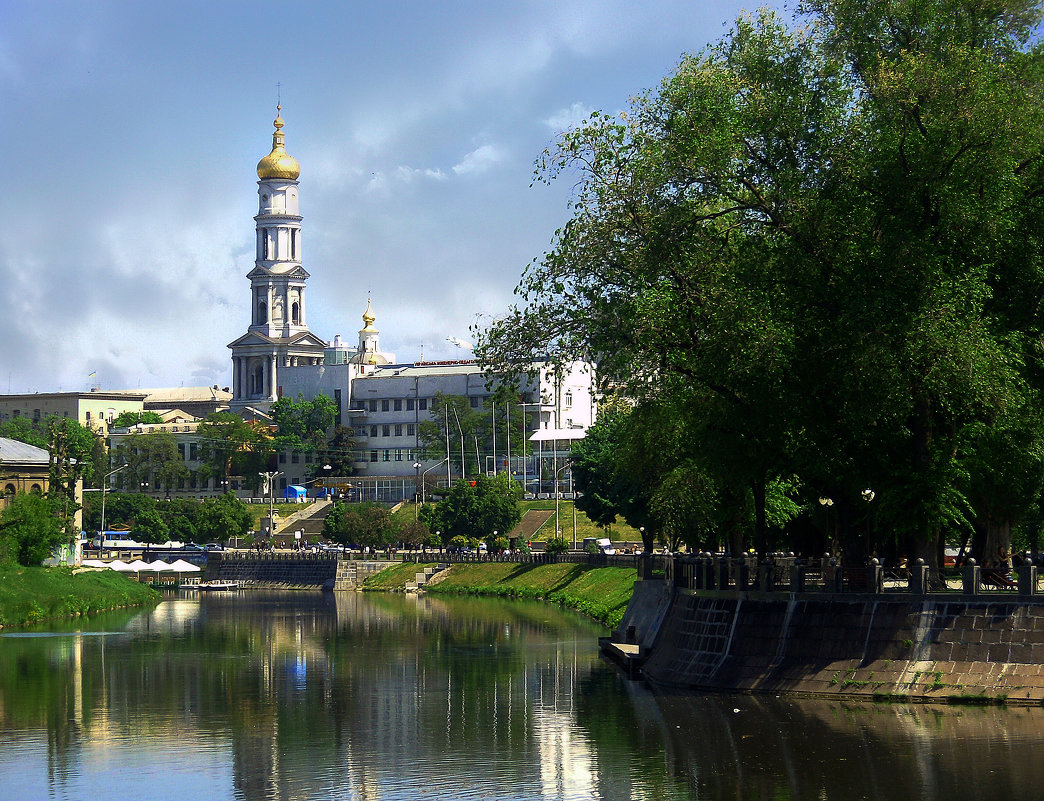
{"left": 291, "top": 302, "right": 300, "bottom": 325}
{"left": 263, "top": 229, "right": 270, "bottom": 260}
{"left": 257, "top": 301, "right": 268, "bottom": 325}
{"left": 291, "top": 229, "right": 298, "bottom": 260}
{"left": 252, "top": 364, "right": 265, "bottom": 397}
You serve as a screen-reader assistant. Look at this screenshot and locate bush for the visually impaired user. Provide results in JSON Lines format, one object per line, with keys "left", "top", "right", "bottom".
{"left": 493, "top": 537, "right": 510, "bottom": 552}
{"left": 545, "top": 537, "right": 569, "bottom": 554}
{"left": 449, "top": 535, "right": 469, "bottom": 550}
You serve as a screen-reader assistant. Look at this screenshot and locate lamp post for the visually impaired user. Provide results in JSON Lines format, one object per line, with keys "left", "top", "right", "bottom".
{"left": 518, "top": 402, "right": 539, "bottom": 498}
{"left": 259, "top": 470, "right": 281, "bottom": 541}
{"left": 420, "top": 458, "right": 449, "bottom": 507}
{"left": 412, "top": 461, "right": 422, "bottom": 519}
{"left": 555, "top": 463, "right": 570, "bottom": 542}
{"left": 862, "top": 487, "right": 875, "bottom": 562}
{"left": 99, "top": 464, "right": 128, "bottom": 538}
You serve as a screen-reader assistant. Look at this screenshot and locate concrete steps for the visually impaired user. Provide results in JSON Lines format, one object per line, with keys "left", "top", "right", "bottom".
{"left": 406, "top": 564, "right": 448, "bottom": 592}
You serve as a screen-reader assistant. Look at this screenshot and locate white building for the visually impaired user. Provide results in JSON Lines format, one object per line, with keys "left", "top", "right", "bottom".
{"left": 226, "top": 107, "right": 596, "bottom": 489}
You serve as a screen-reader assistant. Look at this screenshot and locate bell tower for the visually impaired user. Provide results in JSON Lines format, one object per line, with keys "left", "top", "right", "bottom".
{"left": 229, "top": 106, "right": 326, "bottom": 410}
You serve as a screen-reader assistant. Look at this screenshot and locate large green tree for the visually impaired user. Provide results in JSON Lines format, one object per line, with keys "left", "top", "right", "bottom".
{"left": 0, "top": 492, "right": 65, "bottom": 566}
{"left": 421, "top": 473, "right": 523, "bottom": 542}
{"left": 478, "top": 0, "right": 1044, "bottom": 569}
{"left": 195, "top": 412, "right": 273, "bottom": 491}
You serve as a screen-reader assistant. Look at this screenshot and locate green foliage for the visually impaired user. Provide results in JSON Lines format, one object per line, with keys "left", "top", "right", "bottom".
{"left": 195, "top": 412, "right": 273, "bottom": 492}
{"left": 478, "top": 1, "right": 1044, "bottom": 564}
{"left": 448, "top": 535, "right": 469, "bottom": 550}
{"left": 423, "top": 473, "right": 523, "bottom": 541}
{"left": 113, "top": 431, "right": 188, "bottom": 497}
{"left": 544, "top": 537, "right": 569, "bottom": 554}
{"left": 196, "top": 492, "right": 252, "bottom": 543}
{"left": 318, "top": 425, "right": 356, "bottom": 477}
{"left": 0, "top": 493, "right": 66, "bottom": 566}
{"left": 0, "top": 417, "right": 48, "bottom": 448}
{"left": 46, "top": 417, "right": 98, "bottom": 534}
{"left": 397, "top": 518, "right": 429, "bottom": 548}
{"left": 492, "top": 536, "right": 510, "bottom": 551}
{"left": 110, "top": 411, "right": 163, "bottom": 429}
{"left": 271, "top": 393, "right": 337, "bottom": 449}
{"left": 323, "top": 501, "right": 396, "bottom": 548}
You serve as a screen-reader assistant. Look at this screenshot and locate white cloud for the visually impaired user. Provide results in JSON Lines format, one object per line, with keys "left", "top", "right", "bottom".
{"left": 452, "top": 144, "right": 504, "bottom": 176}
{"left": 544, "top": 102, "right": 594, "bottom": 133}
{"left": 394, "top": 165, "right": 448, "bottom": 183}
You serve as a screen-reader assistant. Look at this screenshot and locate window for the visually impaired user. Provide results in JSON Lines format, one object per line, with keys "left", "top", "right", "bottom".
{"left": 419, "top": 399, "right": 428, "bottom": 411}
{"left": 279, "top": 452, "right": 287, "bottom": 464}
{"left": 394, "top": 449, "right": 403, "bottom": 461}
{"left": 406, "top": 423, "right": 415, "bottom": 436}
{"left": 370, "top": 450, "right": 378, "bottom": 462}
{"left": 305, "top": 451, "right": 313, "bottom": 463}
{"left": 369, "top": 400, "right": 379, "bottom": 412}
{"left": 370, "top": 425, "right": 378, "bottom": 437}
{"left": 85, "top": 411, "right": 91, "bottom": 421}
{"left": 564, "top": 391, "right": 574, "bottom": 407}
{"left": 291, "top": 451, "right": 300, "bottom": 464}
{"left": 394, "top": 399, "right": 402, "bottom": 411}
{"left": 382, "top": 400, "right": 390, "bottom": 412}
{"left": 382, "top": 450, "right": 391, "bottom": 462}
{"left": 382, "top": 425, "right": 390, "bottom": 437}
{"left": 33, "top": 409, "right": 40, "bottom": 420}
{"left": 394, "top": 424, "right": 402, "bottom": 437}
{"left": 178, "top": 444, "right": 186, "bottom": 459}
{"left": 406, "top": 398, "right": 415, "bottom": 411}
{"left": 470, "top": 396, "right": 481, "bottom": 408}
{"left": 190, "top": 443, "right": 198, "bottom": 461}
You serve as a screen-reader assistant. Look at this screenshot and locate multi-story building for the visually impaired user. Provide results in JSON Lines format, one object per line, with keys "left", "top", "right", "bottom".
{"left": 0, "top": 391, "right": 148, "bottom": 435}
{"left": 224, "top": 107, "right": 598, "bottom": 493}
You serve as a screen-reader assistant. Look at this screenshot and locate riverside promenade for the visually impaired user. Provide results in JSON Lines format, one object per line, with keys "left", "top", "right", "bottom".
{"left": 604, "top": 553, "right": 1044, "bottom": 704}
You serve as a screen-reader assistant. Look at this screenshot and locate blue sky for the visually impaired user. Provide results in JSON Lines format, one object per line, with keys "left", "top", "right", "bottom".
{"left": 0, "top": 0, "right": 779, "bottom": 393}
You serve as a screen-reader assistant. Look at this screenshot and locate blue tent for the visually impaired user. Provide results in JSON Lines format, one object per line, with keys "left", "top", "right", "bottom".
{"left": 283, "top": 485, "right": 307, "bottom": 501}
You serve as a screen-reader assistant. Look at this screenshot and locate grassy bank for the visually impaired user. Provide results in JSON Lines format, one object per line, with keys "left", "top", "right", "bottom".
{"left": 0, "top": 565, "right": 160, "bottom": 629}
{"left": 362, "top": 561, "right": 636, "bottom": 629}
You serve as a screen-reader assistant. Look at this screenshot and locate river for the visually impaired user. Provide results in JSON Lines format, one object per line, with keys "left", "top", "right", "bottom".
{"left": 1, "top": 591, "right": 1043, "bottom": 800}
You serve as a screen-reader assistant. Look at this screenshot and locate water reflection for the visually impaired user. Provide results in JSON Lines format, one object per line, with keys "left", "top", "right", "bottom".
{"left": 1, "top": 592, "right": 1043, "bottom": 800}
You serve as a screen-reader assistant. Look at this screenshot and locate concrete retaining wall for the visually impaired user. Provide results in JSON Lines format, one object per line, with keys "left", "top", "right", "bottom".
{"left": 630, "top": 588, "right": 1044, "bottom": 703}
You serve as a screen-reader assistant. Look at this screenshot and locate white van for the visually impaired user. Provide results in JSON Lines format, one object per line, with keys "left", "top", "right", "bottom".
{"left": 583, "top": 537, "right": 616, "bottom": 555}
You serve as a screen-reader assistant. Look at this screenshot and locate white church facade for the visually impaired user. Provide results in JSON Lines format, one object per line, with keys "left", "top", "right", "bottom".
{"left": 226, "top": 108, "right": 596, "bottom": 483}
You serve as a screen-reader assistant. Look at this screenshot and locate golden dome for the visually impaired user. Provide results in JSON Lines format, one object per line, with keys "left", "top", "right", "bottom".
{"left": 256, "top": 105, "right": 300, "bottom": 180}
{"left": 361, "top": 298, "right": 377, "bottom": 330}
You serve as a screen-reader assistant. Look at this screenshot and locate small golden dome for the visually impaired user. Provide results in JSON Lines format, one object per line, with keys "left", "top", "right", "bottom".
{"left": 256, "top": 105, "right": 300, "bottom": 180}
{"left": 361, "top": 298, "right": 377, "bottom": 330}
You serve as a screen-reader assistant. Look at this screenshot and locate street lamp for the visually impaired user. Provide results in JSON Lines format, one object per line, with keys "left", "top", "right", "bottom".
{"left": 862, "top": 487, "right": 875, "bottom": 561}
{"left": 413, "top": 461, "right": 422, "bottom": 519}
{"left": 420, "top": 458, "right": 449, "bottom": 507}
{"left": 99, "top": 464, "right": 128, "bottom": 538}
{"left": 555, "top": 462, "right": 570, "bottom": 543}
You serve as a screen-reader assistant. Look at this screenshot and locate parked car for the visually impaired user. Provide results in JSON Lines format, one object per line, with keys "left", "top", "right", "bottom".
{"left": 204, "top": 543, "right": 224, "bottom": 551}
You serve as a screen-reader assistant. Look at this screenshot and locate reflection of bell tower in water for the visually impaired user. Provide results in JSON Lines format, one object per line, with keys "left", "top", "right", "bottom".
{"left": 229, "top": 106, "right": 326, "bottom": 410}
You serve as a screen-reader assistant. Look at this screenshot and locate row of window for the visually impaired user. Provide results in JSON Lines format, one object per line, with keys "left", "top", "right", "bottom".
{"left": 367, "top": 398, "right": 430, "bottom": 412}
{"left": 368, "top": 449, "right": 418, "bottom": 463}
{"left": 364, "top": 423, "right": 416, "bottom": 439}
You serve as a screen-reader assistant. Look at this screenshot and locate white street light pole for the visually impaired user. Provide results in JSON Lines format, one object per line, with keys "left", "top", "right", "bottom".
{"left": 412, "top": 461, "right": 422, "bottom": 519}
{"left": 100, "top": 464, "right": 128, "bottom": 537}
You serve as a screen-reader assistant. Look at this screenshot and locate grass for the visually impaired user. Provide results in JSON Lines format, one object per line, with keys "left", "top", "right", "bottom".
{"left": 516, "top": 499, "right": 641, "bottom": 544}
{"left": 361, "top": 561, "right": 637, "bottom": 628}
{"left": 0, "top": 564, "right": 160, "bottom": 628}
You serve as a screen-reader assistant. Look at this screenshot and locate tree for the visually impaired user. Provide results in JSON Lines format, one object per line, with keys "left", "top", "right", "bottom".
{"left": 424, "top": 473, "right": 522, "bottom": 541}
{"left": 0, "top": 417, "right": 47, "bottom": 449}
{"left": 271, "top": 393, "right": 337, "bottom": 449}
{"left": 47, "top": 416, "right": 98, "bottom": 535}
{"left": 0, "top": 492, "right": 65, "bottom": 566}
{"left": 478, "top": 1, "right": 1044, "bottom": 568}
{"left": 110, "top": 411, "right": 164, "bottom": 429}
{"left": 317, "top": 425, "right": 356, "bottom": 477}
{"left": 114, "top": 431, "right": 188, "bottom": 497}
{"left": 195, "top": 412, "right": 273, "bottom": 492}
{"left": 323, "top": 501, "right": 395, "bottom": 548}
{"left": 196, "top": 492, "right": 252, "bottom": 543}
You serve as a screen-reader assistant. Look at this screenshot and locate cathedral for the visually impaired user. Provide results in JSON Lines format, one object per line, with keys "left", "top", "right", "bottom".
{"left": 228, "top": 106, "right": 391, "bottom": 412}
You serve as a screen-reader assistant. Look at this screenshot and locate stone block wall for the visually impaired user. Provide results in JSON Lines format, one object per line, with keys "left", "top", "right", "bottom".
{"left": 640, "top": 591, "right": 1044, "bottom": 703}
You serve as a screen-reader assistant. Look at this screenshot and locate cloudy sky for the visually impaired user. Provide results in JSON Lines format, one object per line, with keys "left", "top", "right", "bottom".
{"left": 0, "top": 0, "right": 781, "bottom": 394}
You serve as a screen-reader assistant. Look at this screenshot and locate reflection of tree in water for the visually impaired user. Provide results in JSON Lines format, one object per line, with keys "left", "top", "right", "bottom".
{"left": 644, "top": 692, "right": 1044, "bottom": 801}
{"left": 0, "top": 592, "right": 621, "bottom": 801}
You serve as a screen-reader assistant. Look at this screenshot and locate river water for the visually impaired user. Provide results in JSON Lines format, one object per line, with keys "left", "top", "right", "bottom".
{"left": 2, "top": 591, "right": 1044, "bottom": 801}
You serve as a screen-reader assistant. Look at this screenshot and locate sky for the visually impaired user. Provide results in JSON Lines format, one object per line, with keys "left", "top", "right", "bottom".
{"left": 0, "top": 0, "right": 783, "bottom": 394}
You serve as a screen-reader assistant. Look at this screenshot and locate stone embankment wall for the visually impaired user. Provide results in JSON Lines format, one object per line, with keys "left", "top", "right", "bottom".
{"left": 205, "top": 553, "right": 394, "bottom": 589}
{"left": 614, "top": 585, "right": 1044, "bottom": 704}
